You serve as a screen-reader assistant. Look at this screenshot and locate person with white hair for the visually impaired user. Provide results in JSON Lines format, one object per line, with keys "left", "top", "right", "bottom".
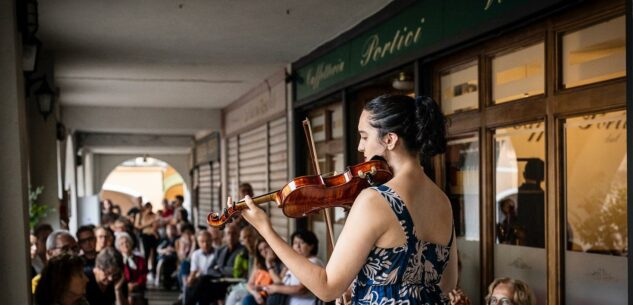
{"left": 32, "top": 230, "right": 79, "bottom": 294}
{"left": 115, "top": 232, "right": 147, "bottom": 305}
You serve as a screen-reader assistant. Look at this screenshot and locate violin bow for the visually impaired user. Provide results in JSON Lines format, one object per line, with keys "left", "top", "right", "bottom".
{"left": 302, "top": 118, "right": 349, "bottom": 305}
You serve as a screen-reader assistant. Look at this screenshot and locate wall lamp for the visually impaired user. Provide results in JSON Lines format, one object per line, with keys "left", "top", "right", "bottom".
{"left": 28, "top": 76, "right": 56, "bottom": 121}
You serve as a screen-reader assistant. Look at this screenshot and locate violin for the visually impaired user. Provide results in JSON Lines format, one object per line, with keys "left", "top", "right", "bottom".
{"left": 207, "top": 156, "right": 393, "bottom": 229}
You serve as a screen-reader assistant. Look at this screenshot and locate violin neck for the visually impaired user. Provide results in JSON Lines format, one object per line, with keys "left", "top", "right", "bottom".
{"left": 234, "top": 191, "right": 278, "bottom": 209}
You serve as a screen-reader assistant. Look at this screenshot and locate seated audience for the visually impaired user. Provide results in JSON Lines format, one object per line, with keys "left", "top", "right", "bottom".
{"left": 30, "top": 233, "right": 44, "bottom": 277}
{"left": 116, "top": 232, "right": 147, "bottom": 305}
{"left": 173, "top": 195, "right": 189, "bottom": 224}
{"left": 234, "top": 226, "right": 257, "bottom": 279}
{"left": 222, "top": 226, "right": 258, "bottom": 305}
{"left": 485, "top": 277, "right": 535, "bottom": 305}
{"left": 261, "top": 230, "right": 323, "bottom": 305}
{"left": 240, "top": 238, "right": 283, "bottom": 305}
{"left": 77, "top": 225, "right": 98, "bottom": 273}
{"left": 95, "top": 226, "right": 115, "bottom": 252}
{"left": 207, "top": 226, "right": 224, "bottom": 249}
{"left": 176, "top": 223, "right": 197, "bottom": 289}
{"left": 33, "top": 230, "right": 80, "bottom": 293}
{"left": 112, "top": 217, "right": 139, "bottom": 251}
{"left": 156, "top": 223, "right": 180, "bottom": 289}
{"left": 184, "top": 230, "right": 215, "bottom": 301}
{"left": 34, "top": 253, "right": 89, "bottom": 305}
{"left": 185, "top": 223, "right": 244, "bottom": 305}
{"left": 34, "top": 223, "right": 54, "bottom": 264}
{"left": 86, "top": 247, "right": 128, "bottom": 305}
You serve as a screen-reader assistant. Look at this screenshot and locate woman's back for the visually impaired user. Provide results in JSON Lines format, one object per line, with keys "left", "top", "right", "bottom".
{"left": 351, "top": 171, "right": 455, "bottom": 305}
{"left": 376, "top": 170, "right": 453, "bottom": 249}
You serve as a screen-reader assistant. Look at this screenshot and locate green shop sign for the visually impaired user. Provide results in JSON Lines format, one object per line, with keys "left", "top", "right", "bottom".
{"left": 295, "top": 0, "right": 568, "bottom": 101}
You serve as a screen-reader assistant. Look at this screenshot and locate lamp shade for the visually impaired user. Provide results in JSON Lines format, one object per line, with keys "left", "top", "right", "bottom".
{"left": 35, "top": 78, "right": 55, "bottom": 120}
{"left": 392, "top": 72, "right": 414, "bottom": 91}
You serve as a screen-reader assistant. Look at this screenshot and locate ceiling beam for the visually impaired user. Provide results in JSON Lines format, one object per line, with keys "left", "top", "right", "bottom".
{"left": 62, "top": 105, "right": 220, "bottom": 135}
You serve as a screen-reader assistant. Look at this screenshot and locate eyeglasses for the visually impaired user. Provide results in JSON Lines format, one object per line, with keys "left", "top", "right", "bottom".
{"left": 489, "top": 296, "right": 513, "bottom": 305}
{"left": 54, "top": 244, "right": 80, "bottom": 254}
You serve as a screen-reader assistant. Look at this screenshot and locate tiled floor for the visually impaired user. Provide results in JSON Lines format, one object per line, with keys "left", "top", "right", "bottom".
{"left": 146, "top": 287, "right": 181, "bottom": 305}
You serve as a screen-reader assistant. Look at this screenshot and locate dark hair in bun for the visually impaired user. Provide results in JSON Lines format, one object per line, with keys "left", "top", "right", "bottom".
{"left": 364, "top": 94, "right": 446, "bottom": 156}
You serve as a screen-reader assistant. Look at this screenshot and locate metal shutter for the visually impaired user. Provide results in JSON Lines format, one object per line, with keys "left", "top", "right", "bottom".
{"left": 197, "top": 163, "right": 212, "bottom": 225}
{"left": 211, "top": 161, "right": 221, "bottom": 215}
{"left": 227, "top": 136, "right": 239, "bottom": 201}
{"left": 238, "top": 125, "right": 267, "bottom": 196}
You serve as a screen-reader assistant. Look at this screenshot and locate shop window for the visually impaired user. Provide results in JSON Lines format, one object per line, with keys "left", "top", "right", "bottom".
{"left": 311, "top": 112, "right": 327, "bottom": 142}
{"left": 493, "top": 122, "right": 546, "bottom": 305}
{"left": 445, "top": 134, "right": 480, "bottom": 304}
{"left": 440, "top": 61, "right": 479, "bottom": 115}
{"left": 564, "top": 110, "right": 627, "bottom": 305}
{"left": 492, "top": 43, "right": 545, "bottom": 104}
{"left": 562, "top": 16, "right": 626, "bottom": 89}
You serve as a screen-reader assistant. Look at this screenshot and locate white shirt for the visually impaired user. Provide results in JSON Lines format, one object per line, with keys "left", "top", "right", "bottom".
{"left": 283, "top": 256, "right": 324, "bottom": 305}
{"left": 190, "top": 248, "right": 215, "bottom": 275}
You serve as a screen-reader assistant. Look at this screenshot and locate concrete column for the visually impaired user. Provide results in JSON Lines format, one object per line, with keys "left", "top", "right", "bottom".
{"left": 0, "top": 1, "right": 32, "bottom": 304}
{"left": 27, "top": 77, "right": 61, "bottom": 228}
{"left": 84, "top": 151, "right": 94, "bottom": 195}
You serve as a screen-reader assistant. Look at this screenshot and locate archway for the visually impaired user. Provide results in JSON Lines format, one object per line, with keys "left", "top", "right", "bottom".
{"left": 99, "top": 157, "right": 189, "bottom": 217}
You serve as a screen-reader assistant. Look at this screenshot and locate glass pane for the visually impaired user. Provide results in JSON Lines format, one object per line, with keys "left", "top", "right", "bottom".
{"left": 441, "top": 61, "right": 479, "bottom": 115}
{"left": 445, "top": 134, "right": 480, "bottom": 305}
{"left": 493, "top": 122, "right": 546, "bottom": 305}
{"left": 492, "top": 43, "right": 545, "bottom": 104}
{"left": 563, "top": 16, "right": 626, "bottom": 89}
{"left": 331, "top": 104, "right": 344, "bottom": 139}
{"left": 564, "top": 110, "right": 627, "bottom": 305}
{"left": 312, "top": 113, "right": 326, "bottom": 142}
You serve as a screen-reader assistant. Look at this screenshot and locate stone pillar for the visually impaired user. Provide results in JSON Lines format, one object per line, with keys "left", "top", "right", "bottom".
{"left": 0, "top": 1, "right": 32, "bottom": 304}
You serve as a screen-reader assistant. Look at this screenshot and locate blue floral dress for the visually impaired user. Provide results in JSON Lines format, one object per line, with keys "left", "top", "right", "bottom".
{"left": 351, "top": 185, "right": 454, "bottom": 305}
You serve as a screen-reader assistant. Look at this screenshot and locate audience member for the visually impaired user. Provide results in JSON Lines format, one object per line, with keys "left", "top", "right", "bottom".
{"left": 30, "top": 234, "right": 45, "bottom": 276}
{"left": 116, "top": 232, "right": 147, "bottom": 305}
{"left": 33, "top": 230, "right": 80, "bottom": 293}
{"left": 102, "top": 199, "right": 117, "bottom": 227}
{"left": 136, "top": 202, "right": 159, "bottom": 275}
{"left": 485, "top": 277, "right": 535, "bottom": 305}
{"left": 34, "top": 223, "right": 53, "bottom": 264}
{"left": 34, "top": 253, "right": 89, "bottom": 305}
{"left": 160, "top": 199, "right": 174, "bottom": 220}
{"left": 234, "top": 226, "right": 257, "bottom": 278}
{"left": 173, "top": 195, "right": 188, "bottom": 223}
{"left": 262, "top": 230, "right": 323, "bottom": 305}
{"left": 156, "top": 224, "right": 179, "bottom": 289}
{"left": 111, "top": 205, "right": 122, "bottom": 219}
{"left": 46, "top": 230, "right": 80, "bottom": 258}
{"left": 113, "top": 217, "right": 138, "bottom": 251}
{"left": 207, "top": 226, "right": 224, "bottom": 249}
{"left": 96, "top": 226, "right": 115, "bottom": 252}
{"left": 86, "top": 247, "right": 128, "bottom": 305}
{"left": 176, "top": 223, "right": 197, "bottom": 289}
{"left": 238, "top": 238, "right": 283, "bottom": 305}
{"left": 232, "top": 183, "right": 254, "bottom": 228}
{"left": 185, "top": 224, "right": 244, "bottom": 305}
{"left": 77, "top": 225, "right": 98, "bottom": 273}
{"left": 185, "top": 231, "right": 215, "bottom": 290}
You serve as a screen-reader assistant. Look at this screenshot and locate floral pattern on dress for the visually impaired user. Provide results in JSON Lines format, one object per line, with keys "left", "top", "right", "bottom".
{"left": 351, "top": 185, "right": 453, "bottom": 305}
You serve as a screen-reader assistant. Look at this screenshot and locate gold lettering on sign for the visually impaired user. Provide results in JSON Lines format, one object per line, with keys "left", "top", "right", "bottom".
{"left": 360, "top": 18, "right": 425, "bottom": 67}
{"left": 484, "top": 0, "right": 504, "bottom": 11}
{"left": 306, "top": 59, "right": 346, "bottom": 90}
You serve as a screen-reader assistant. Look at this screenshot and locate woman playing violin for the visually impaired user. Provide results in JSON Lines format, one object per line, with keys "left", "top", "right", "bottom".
{"left": 237, "top": 94, "right": 458, "bottom": 304}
